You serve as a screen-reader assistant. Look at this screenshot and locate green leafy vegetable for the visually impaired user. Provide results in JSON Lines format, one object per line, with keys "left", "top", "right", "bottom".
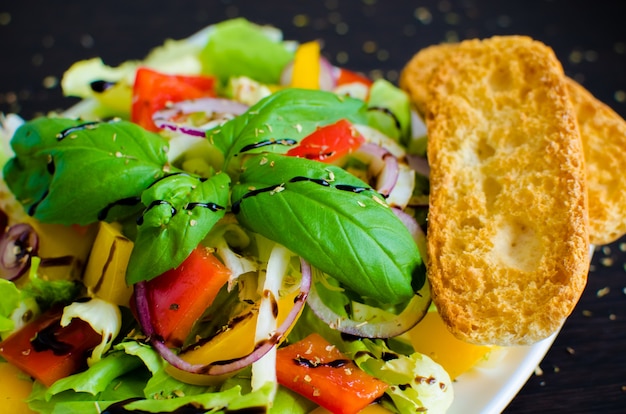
{"left": 126, "top": 172, "right": 230, "bottom": 284}
{"left": 207, "top": 88, "right": 368, "bottom": 174}
{"left": 366, "top": 78, "right": 411, "bottom": 144}
{"left": 3, "top": 118, "right": 169, "bottom": 224}
{"left": 343, "top": 339, "right": 454, "bottom": 414}
{"left": 200, "top": 18, "right": 294, "bottom": 85}
{"left": 231, "top": 152, "right": 424, "bottom": 304}
{"left": 0, "top": 279, "right": 22, "bottom": 334}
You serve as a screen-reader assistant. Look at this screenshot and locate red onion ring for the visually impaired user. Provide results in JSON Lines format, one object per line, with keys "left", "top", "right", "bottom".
{"left": 306, "top": 277, "right": 430, "bottom": 338}
{"left": 0, "top": 223, "right": 39, "bottom": 281}
{"left": 134, "top": 257, "right": 311, "bottom": 376}
{"left": 152, "top": 98, "right": 249, "bottom": 137}
{"left": 392, "top": 207, "right": 427, "bottom": 258}
{"left": 354, "top": 142, "right": 400, "bottom": 197}
{"left": 405, "top": 153, "right": 430, "bottom": 178}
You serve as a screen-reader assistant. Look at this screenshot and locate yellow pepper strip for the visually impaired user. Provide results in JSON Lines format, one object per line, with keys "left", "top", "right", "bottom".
{"left": 0, "top": 362, "right": 36, "bottom": 414}
{"left": 26, "top": 220, "right": 98, "bottom": 282}
{"left": 290, "top": 41, "right": 321, "bottom": 90}
{"left": 83, "top": 222, "right": 134, "bottom": 307}
{"left": 166, "top": 289, "right": 301, "bottom": 386}
{"left": 407, "top": 309, "right": 492, "bottom": 380}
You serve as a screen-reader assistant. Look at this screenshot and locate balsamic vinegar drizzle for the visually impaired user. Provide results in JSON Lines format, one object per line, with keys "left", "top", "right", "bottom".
{"left": 27, "top": 189, "right": 49, "bottom": 217}
{"left": 31, "top": 322, "right": 73, "bottom": 355}
{"left": 90, "top": 80, "right": 116, "bottom": 93}
{"left": 135, "top": 199, "right": 225, "bottom": 225}
{"left": 232, "top": 175, "right": 372, "bottom": 214}
{"left": 56, "top": 121, "right": 102, "bottom": 140}
{"left": 102, "top": 398, "right": 266, "bottom": 414}
{"left": 97, "top": 196, "right": 142, "bottom": 221}
{"left": 238, "top": 138, "right": 297, "bottom": 154}
{"left": 293, "top": 356, "right": 350, "bottom": 368}
{"left": 367, "top": 106, "right": 402, "bottom": 131}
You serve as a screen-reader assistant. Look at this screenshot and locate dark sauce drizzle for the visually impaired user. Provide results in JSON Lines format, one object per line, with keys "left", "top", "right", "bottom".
{"left": 98, "top": 196, "right": 142, "bottom": 221}
{"left": 136, "top": 200, "right": 225, "bottom": 225}
{"left": 27, "top": 189, "right": 49, "bottom": 216}
{"left": 293, "top": 356, "right": 350, "bottom": 369}
{"left": 367, "top": 106, "right": 402, "bottom": 132}
{"left": 31, "top": 322, "right": 73, "bottom": 355}
{"left": 103, "top": 398, "right": 267, "bottom": 414}
{"left": 232, "top": 176, "right": 371, "bottom": 214}
{"left": 238, "top": 138, "right": 297, "bottom": 154}
{"left": 56, "top": 121, "right": 102, "bottom": 141}
{"left": 90, "top": 80, "right": 116, "bottom": 93}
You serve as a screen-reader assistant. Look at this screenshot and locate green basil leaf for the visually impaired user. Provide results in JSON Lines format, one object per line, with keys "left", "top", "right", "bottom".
{"left": 231, "top": 153, "right": 424, "bottom": 305}
{"left": 207, "top": 88, "right": 368, "bottom": 174}
{"left": 3, "top": 118, "right": 169, "bottom": 224}
{"left": 126, "top": 172, "right": 230, "bottom": 284}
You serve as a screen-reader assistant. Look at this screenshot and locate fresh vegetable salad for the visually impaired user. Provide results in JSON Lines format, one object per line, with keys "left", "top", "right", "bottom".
{"left": 0, "top": 18, "right": 486, "bottom": 414}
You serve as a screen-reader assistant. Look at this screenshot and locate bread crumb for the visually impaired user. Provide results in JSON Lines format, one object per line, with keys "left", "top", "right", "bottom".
{"left": 566, "top": 346, "right": 575, "bottom": 355}
{"left": 597, "top": 287, "right": 611, "bottom": 297}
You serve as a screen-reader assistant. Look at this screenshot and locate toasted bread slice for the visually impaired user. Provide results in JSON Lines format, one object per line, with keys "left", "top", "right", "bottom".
{"left": 565, "top": 78, "right": 626, "bottom": 245}
{"left": 399, "top": 42, "right": 457, "bottom": 117}
{"left": 425, "top": 36, "right": 589, "bottom": 345}
{"left": 400, "top": 41, "right": 626, "bottom": 245}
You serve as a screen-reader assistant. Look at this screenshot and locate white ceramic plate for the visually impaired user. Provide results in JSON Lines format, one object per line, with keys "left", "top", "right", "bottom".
{"left": 448, "top": 334, "right": 555, "bottom": 413}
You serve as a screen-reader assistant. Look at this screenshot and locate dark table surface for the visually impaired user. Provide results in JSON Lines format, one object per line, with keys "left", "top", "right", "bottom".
{"left": 1, "top": 1, "right": 625, "bottom": 413}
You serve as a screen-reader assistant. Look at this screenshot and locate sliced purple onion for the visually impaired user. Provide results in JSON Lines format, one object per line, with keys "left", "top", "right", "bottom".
{"left": 0, "top": 223, "right": 39, "bottom": 281}
{"left": 152, "top": 98, "right": 249, "bottom": 137}
{"left": 406, "top": 153, "right": 430, "bottom": 178}
{"left": 393, "top": 207, "right": 427, "bottom": 259}
{"left": 279, "top": 56, "right": 337, "bottom": 91}
{"left": 354, "top": 142, "right": 400, "bottom": 197}
{"left": 134, "top": 257, "right": 311, "bottom": 376}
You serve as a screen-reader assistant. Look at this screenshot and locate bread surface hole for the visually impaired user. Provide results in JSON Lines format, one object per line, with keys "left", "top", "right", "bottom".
{"left": 475, "top": 136, "right": 496, "bottom": 161}
{"left": 488, "top": 65, "right": 514, "bottom": 92}
{"left": 490, "top": 220, "right": 542, "bottom": 272}
{"left": 482, "top": 176, "right": 502, "bottom": 210}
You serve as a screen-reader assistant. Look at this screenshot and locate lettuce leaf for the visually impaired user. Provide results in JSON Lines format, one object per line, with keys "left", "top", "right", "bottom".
{"left": 200, "top": 18, "right": 294, "bottom": 85}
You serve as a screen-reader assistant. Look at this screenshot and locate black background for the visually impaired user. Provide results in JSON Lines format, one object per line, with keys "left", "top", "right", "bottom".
{"left": 1, "top": 1, "right": 625, "bottom": 412}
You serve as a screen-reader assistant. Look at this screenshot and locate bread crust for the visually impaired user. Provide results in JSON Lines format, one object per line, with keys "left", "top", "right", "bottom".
{"left": 422, "top": 36, "right": 590, "bottom": 345}
{"left": 401, "top": 40, "right": 626, "bottom": 246}
{"left": 565, "top": 78, "right": 626, "bottom": 244}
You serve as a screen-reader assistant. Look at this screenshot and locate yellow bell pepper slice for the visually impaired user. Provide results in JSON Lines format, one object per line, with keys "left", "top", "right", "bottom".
{"left": 0, "top": 362, "right": 36, "bottom": 414}
{"left": 26, "top": 219, "right": 97, "bottom": 282}
{"left": 167, "top": 289, "right": 301, "bottom": 385}
{"left": 82, "top": 222, "right": 134, "bottom": 307}
{"left": 407, "top": 309, "right": 492, "bottom": 380}
{"left": 290, "top": 41, "right": 321, "bottom": 90}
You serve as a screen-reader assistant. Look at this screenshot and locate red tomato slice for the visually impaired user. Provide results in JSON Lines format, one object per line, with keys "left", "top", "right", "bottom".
{"left": 286, "top": 119, "right": 365, "bottom": 163}
{"left": 131, "top": 67, "right": 217, "bottom": 131}
{"left": 336, "top": 68, "right": 373, "bottom": 88}
{"left": 276, "top": 333, "right": 388, "bottom": 414}
{"left": 141, "top": 246, "right": 231, "bottom": 348}
{"left": 0, "top": 307, "right": 102, "bottom": 387}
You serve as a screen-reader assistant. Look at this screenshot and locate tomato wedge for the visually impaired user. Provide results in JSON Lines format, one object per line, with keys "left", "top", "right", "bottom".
{"left": 286, "top": 119, "right": 365, "bottom": 163}
{"left": 131, "top": 67, "right": 217, "bottom": 131}
{"left": 138, "top": 246, "right": 231, "bottom": 348}
{"left": 276, "top": 333, "right": 388, "bottom": 414}
{"left": 336, "top": 67, "right": 373, "bottom": 88}
{"left": 0, "top": 307, "right": 102, "bottom": 387}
